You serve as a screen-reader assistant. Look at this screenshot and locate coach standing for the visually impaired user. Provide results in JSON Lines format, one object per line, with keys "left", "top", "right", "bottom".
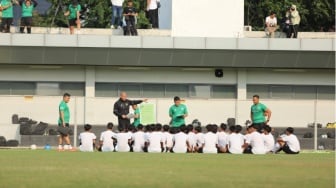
{"left": 113, "top": 92, "right": 147, "bottom": 131}
{"left": 169, "top": 96, "right": 188, "bottom": 127}
{"left": 250, "top": 95, "right": 272, "bottom": 133}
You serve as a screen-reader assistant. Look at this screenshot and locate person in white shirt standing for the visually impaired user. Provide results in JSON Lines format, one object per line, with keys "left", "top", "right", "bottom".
{"left": 111, "top": 0, "right": 125, "bottom": 29}
{"left": 276, "top": 127, "right": 300, "bottom": 154}
{"left": 79, "top": 124, "right": 97, "bottom": 152}
{"left": 265, "top": 11, "right": 277, "bottom": 38}
{"left": 227, "top": 125, "right": 245, "bottom": 154}
{"left": 203, "top": 124, "right": 218, "bottom": 154}
{"left": 132, "top": 124, "right": 146, "bottom": 152}
{"left": 262, "top": 126, "right": 275, "bottom": 153}
{"left": 162, "top": 125, "right": 173, "bottom": 152}
{"left": 113, "top": 127, "right": 132, "bottom": 152}
{"left": 99, "top": 122, "right": 116, "bottom": 152}
{"left": 146, "top": 0, "right": 159, "bottom": 28}
{"left": 146, "top": 124, "right": 163, "bottom": 153}
{"left": 217, "top": 123, "right": 228, "bottom": 153}
{"left": 243, "top": 125, "right": 267, "bottom": 154}
{"left": 172, "top": 126, "right": 189, "bottom": 153}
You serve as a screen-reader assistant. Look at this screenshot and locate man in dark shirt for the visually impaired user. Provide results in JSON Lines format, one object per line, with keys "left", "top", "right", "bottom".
{"left": 113, "top": 92, "right": 147, "bottom": 131}
{"left": 123, "top": 0, "right": 138, "bottom": 36}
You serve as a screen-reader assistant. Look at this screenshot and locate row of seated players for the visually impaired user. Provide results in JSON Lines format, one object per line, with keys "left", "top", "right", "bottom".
{"left": 78, "top": 123, "right": 300, "bottom": 154}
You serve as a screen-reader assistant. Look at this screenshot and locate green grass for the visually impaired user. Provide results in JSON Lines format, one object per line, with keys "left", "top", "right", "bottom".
{"left": 0, "top": 150, "right": 334, "bottom": 188}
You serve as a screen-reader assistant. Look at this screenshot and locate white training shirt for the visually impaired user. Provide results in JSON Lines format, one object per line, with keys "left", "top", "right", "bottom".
{"left": 173, "top": 132, "right": 188, "bottom": 153}
{"left": 147, "top": 0, "right": 158, "bottom": 10}
{"left": 146, "top": 131, "right": 163, "bottom": 153}
{"left": 79, "top": 132, "right": 96, "bottom": 152}
{"left": 111, "top": 0, "right": 125, "bottom": 6}
{"left": 132, "top": 131, "right": 146, "bottom": 152}
{"left": 195, "top": 132, "right": 204, "bottom": 147}
{"left": 262, "top": 133, "right": 275, "bottom": 152}
{"left": 203, "top": 132, "right": 218, "bottom": 154}
{"left": 114, "top": 132, "right": 131, "bottom": 152}
{"left": 100, "top": 130, "right": 116, "bottom": 152}
{"left": 217, "top": 131, "right": 228, "bottom": 148}
{"left": 246, "top": 131, "right": 267, "bottom": 154}
{"left": 227, "top": 133, "right": 244, "bottom": 154}
{"left": 265, "top": 16, "right": 277, "bottom": 26}
{"left": 162, "top": 131, "right": 173, "bottom": 148}
{"left": 187, "top": 132, "right": 196, "bottom": 148}
{"left": 282, "top": 134, "right": 300, "bottom": 152}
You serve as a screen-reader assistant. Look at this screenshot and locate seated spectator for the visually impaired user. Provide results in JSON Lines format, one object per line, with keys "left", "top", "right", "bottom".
{"left": 217, "top": 123, "right": 228, "bottom": 153}
{"left": 99, "top": 122, "right": 116, "bottom": 152}
{"left": 123, "top": 0, "right": 138, "bottom": 36}
{"left": 172, "top": 126, "right": 189, "bottom": 153}
{"left": 276, "top": 127, "right": 300, "bottom": 154}
{"left": 79, "top": 124, "right": 97, "bottom": 152}
{"left": 265, "top": 11, "right": 277, "bottom": 38}
{"left": 227, "top": 125, "right": 244, "bottom": 154}
{"left": 203, "top": 124, "right": 218, "bottom": 154}
{"left": 19, "top": 0, "right": 38, "bottom": 34}
{"left": 243, "top": 125, "right": 267, "bottom": 154}
{"left": 113, "top": 127, "right": 132, "bottom": 152}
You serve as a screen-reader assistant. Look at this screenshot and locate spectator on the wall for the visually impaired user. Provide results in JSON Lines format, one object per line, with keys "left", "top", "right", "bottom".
{"left": 265, "top": 11, "right": 277, "bottom": 38}
{"left": 286, "top": 4, "right": 300, "bottom": 38}
{"left": 146, "top": 0, "right": 159, "bottom": 29}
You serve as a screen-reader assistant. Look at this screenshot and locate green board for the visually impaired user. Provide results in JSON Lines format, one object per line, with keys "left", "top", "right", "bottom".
{"left": 139, "top": 103, "right": 156, "bottom": 125}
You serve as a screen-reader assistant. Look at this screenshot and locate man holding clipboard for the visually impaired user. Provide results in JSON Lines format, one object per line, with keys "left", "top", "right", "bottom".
{"left": 169, "top": 96, "right": 188, "bottom": 127}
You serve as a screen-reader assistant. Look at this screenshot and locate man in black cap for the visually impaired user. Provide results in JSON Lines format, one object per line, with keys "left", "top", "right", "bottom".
{"left": 169, "top": 96, "right": 188, "bottom": 127}
{"left": 113, "top": 92, "right": 147, "bottom": 131}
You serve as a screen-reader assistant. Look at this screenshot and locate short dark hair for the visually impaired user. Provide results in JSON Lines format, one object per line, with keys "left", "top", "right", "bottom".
{"left": 127, "top": 0, "right": 133, "bottom": 3}
{"left": 174, "top": 96, "right": 181, "bottom": 101}
{"left": 220, "top": 123, "right": 227, "bottom": 131}
{"left": 229, "top": 125, "right": 236, "bottom": 132}
{"left": 235, "top": 125, "right": 242, "bottom": 133}
{"left": 137, "top": 124, "right": 143, "bottom": 130}
{"left": 156, "top": 123, "right": 162, "bottom": 131}
{"left": 286, "top": 127, "right": 294, "bottom": 134}
{"left": 194, "top": 126, "right": 202, "bottom": 133}
{"left": 107, "top": 122, "right": 114, "bottom": 129}
{"left": 63, "top": 93, "right": 71, "bottom": 97}
{"left": 264, "top": 126, "right": 272, "bottom": 133}
{"left": 187, "top": 124, "right": 194, "bottom": 133}
{"left": 270, "top": 11, "right": 276, "bottom": 15}
{"left": 212, "top": 124, "right": 218, "bottom": 133}
{"left": 163, "top": 125, "right": 170, "bottom": 132}
{"left": 84, "top": 124, "right": 92, "bottom": 131}
{"left": 253, "top": 95, "right": 260, "bottom": 99}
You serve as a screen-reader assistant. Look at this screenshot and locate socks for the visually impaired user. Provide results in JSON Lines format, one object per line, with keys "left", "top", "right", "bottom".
{"left": 27, "top": 27, "right": 31, "bottom": 34}
{"left": 20, "top": 27, "right": 24, "bottom": 33}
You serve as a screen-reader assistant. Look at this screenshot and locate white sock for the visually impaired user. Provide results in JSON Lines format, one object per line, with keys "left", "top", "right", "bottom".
{"left": 58, "top": 145, "right": 63, "bottom": 150}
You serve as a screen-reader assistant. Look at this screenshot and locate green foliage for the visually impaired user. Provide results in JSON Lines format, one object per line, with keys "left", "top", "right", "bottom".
{"left": 245, "top": 0, "right": 335, "bottom": 31}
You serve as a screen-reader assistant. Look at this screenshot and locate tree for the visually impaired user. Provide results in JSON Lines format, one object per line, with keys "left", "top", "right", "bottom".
{"left": 244, "top": 0, "right": 335, "bottom": 31}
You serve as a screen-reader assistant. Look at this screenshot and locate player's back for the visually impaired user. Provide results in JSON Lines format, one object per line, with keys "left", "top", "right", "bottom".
{"left": 147, "top": 131, "right": 163, "bottom": 153}
{"left": 132, "top": 131, "right": 145, "bottom": 152}
{"left": 173, "top": 132, "right": 188, "bottom": 153}
{"left": 203, "top": 132, "right": 218, "bottom": 153}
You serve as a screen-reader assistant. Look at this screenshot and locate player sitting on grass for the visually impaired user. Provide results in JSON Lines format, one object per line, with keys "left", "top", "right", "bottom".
{"left": 262, "top": 126, "right": 275, "bottom": 153}
{"left": 99, "top": 122, "right": 116, "bottom": 152}
{"left": 275, "top": 127, "right": 300, "bottom": 154}
{"left": 162, "top": 124, "right": 173, "bottom": 152}
{"left": 194, "top": 126, "right": 204, "bottom": 153}
{"left": 113, "top": 127, "right": 132, "bottom": 152}
{"left": 79, "top": 124, "right": 97, "bottom": 152}
{"left": 217, "top": 123, "right": 228, "bottom": 153}
{"left": 203, "top": 124, "right": 219, "bottom": 154}
{"left": 145, "top": 124, "right": 163, "bottom": 153}
{"left": 131, "top": 124, "right": 146, "bottom": 152}
{"left": 227, "top": 125, "right": 244, "bottom": 154}
{"left": 186, "top": 124, "right": 196, "bottom": 152}
{"left": 243, "top": 125, "right": 267, "bottom": 154}
{"left": 172, "top": 126, "right": 190, "bottom": 153}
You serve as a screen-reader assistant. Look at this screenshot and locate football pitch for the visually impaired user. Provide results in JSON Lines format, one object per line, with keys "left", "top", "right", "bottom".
{"left": 0, "top": 150, "right": 334, "bottom": 188}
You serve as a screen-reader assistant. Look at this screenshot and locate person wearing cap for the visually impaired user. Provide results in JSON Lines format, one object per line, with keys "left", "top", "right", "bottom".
{"left": 169, "top": 96, "right": 188, "bottom": 127}
{"left": 265, "top": 11, "right": 277, "bottom": 38}
{"left": 286, "top": 4, "right": 300, "bottom": 38}
{"left": 64, "top": 0, "right": 81, "bottom": 35}
{"left": 19, "top": 0, "right": 38, "bottom": 34}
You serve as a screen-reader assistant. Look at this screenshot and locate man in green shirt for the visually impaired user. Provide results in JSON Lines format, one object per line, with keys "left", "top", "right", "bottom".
{"left": 58, "top": 93, "right": 73, "bottom": 151}
{"left": 64, "top": 0, "right": 81, "bottom": 34}
{"left": 0, "top": 0, "right": 18, "bottom": 33}
{"left": 169, "top": 96, "right": 188, "bottom": 127}
{"left": 132, "top": 104, "right": 140, "bottom": 127}
{"left": 250, "top": 95, "right": 272, "bottom": 133}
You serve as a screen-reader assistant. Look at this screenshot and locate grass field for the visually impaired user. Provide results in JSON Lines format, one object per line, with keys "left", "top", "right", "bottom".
{"left": 0, "top": 150, "right": 334, "bottom": 188}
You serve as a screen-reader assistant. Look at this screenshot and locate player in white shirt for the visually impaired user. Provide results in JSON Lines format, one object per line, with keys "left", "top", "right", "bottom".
{"left": 194, "top": 126, "right": 204, "bottom": 153}
{"left": 131, "top": 124, "right": 146, "bottom": 152}
{"left": 244, "top": 125, "right": 267, "bottom": 154}
{"left": 113, "top": 127, "right": 132, "bottom": 152}
{"left": 227, "top": 125, "right": 244, "bottom": 154}
{"left": 99, "top": 122, "right": 116, "bottom": 152}
{"left": 146, "top": 124, "right": 163, "bottom": 153}
{"left": 217, "top": 123, "right": 228, "bottom": 153}
{"left": 79, "top": 124, "right": 97, "bottom": 152}
{"left": 276, "top": 127, "right": 300, "bottom": 154}
{"left": 262, "top": 126, "right": 275, "bottom": 153}
{"left": 186, "top": 124, "right": 196, "bottom": 152}
{"left": 203, "top": 124, "right": 218, "bottom": 154}
{"left": 162, "top": 125, "right": 173, "bottom": 152}
{"left": 172, "top": 126, "right": 189, "bottom": 153}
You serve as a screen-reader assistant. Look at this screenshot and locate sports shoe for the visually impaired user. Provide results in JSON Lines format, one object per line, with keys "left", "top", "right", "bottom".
{"left": 110, "top": 25, "right": 115, "bottom": 29}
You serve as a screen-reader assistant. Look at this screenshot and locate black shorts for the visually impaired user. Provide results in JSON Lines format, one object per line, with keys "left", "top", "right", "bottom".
{"left": 57, "top": 123, "right": 71, "bottom": 136}
{"left": 21, "top": 17, "right": 32, "bottom": 27}
{"left": 283, "top": 144, "right": 299, "bottom": 154}
{"left": 69, "top": 19, "right": 78, "bottom": 26}
{"left": 252, "top": 123, "right": 266, "bottom": 133}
